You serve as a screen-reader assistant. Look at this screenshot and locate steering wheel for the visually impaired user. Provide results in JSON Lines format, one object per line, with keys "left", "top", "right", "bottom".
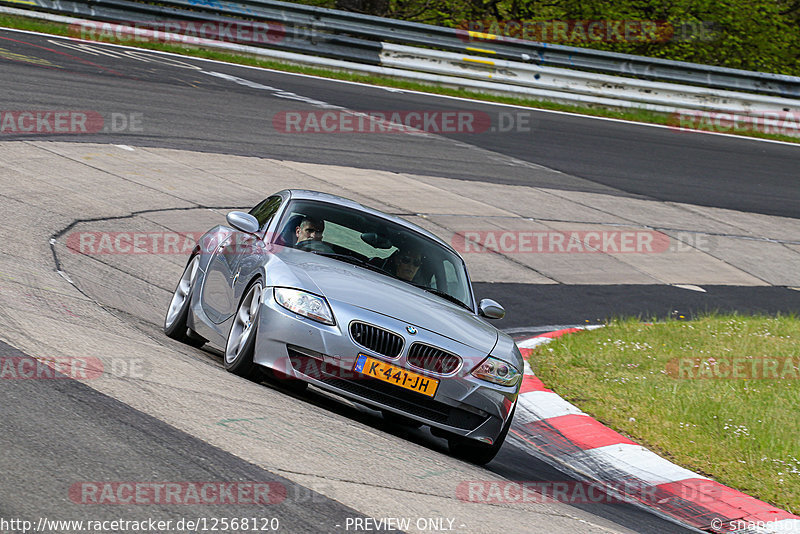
{"left": 296, "top": 240, "right": 335, "bottom": 254}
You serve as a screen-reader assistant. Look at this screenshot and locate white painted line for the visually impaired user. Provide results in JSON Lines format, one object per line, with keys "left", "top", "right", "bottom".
{"left": 1, "top": 23, "right": 798, "bottom": 148}
{"left": 202, "top": 70, "right": 344, "bottom": 110}
{"left": 522, "top": 360, "right": 534, "bottom": 375}
{"left": 57, "top": 270, "right": 74, "bottom": 284}
{"left": 517, "top": 325, "right": 605, "bottom": 349}
{"left": 517, "top": 391, "right": 585, "bottom": 421}
{"left": 577, "top": 443, "right": 707, "bottom": 485}
{"left": 672, "top": 284, "right": 707, "bottom": 292}
{"left": 503, "top": 324, "right": 586, "bottom": 334}
{"left": 517, "top": 336, "right": 554, "bottom": 349}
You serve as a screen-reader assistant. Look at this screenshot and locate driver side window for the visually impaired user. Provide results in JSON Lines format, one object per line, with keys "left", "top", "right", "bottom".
{"left": 249, "top": 196, "right": 282, "bottom": 230}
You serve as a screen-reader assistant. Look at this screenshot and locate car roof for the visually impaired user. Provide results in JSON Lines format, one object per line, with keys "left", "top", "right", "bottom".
{"left": 280, "top": 189, "right": 456, "bottom": 253}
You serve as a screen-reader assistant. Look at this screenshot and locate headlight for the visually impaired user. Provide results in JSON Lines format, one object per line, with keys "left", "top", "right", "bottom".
{"left": 274, "top": 288, "right": 335, "bottom": 326}
{"left": 471, "top": 356, "right": 521, "bottom": 386}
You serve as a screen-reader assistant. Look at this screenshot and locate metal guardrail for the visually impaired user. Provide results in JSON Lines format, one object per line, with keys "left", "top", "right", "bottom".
{"left": 380, "top": 43, "right": 800, "bottom": 115}
{"left": 3, "top": 0, "right": 800, "bottom": 121}
{"left": 231, "top": 0, "right": 800, "bottom": 98}
{"left": 5, "top": 0, "right": 800, "bottom": 99}
{"left": 2, "top": 0, "right": 385, "bottom": 64}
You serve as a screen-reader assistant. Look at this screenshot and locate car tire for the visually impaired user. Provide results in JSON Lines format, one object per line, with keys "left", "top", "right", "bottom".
{"left": 164, "top": 255, "right": 205, "bottom": 348}
{"left": 224, "top": 279, "right": 263, "bottom": 379}
{"left": 448, "top": 404, "right": 515, "bottom": 465}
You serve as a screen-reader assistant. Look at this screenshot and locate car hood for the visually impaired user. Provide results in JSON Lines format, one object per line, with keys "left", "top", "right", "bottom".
{"left": 271, "top": 249, "right": 499, "bottom": 352}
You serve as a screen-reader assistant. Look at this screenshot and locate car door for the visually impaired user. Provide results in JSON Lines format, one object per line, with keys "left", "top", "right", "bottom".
{"left": 201, "top": 196, "right": 283, "bottom": 324}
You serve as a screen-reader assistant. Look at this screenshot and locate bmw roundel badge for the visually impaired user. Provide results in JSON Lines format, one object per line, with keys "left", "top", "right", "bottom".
{"left": 406, "top": 326, "right": 417, "bottom": 335}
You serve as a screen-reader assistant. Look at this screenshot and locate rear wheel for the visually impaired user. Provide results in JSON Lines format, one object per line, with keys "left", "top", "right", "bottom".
{"left": 224, "top": 280, "right": 263, "bottom": 379}
{"left": 164, "top": 256, "right": 205, "bottom": 347}
{"left": 448, "top": 405, "right": 515, "bottom": 465}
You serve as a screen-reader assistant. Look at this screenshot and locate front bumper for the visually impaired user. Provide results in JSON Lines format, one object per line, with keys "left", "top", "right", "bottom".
{"left": 253, "top": 290, "right": 518, "bottom": 443}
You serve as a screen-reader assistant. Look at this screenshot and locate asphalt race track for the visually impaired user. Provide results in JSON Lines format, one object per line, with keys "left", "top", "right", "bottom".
{"left": 1, "top": 27, "right": 798, "bottom": 534}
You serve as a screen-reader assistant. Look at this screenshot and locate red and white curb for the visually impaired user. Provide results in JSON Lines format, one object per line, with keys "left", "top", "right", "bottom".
{"left": 515, "top": 327, "right": 800, "bottom": 534}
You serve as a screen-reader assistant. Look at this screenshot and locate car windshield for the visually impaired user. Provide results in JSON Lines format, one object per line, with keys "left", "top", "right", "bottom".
{"left": 273, "top": 199, "right": 473, "bottom": 310}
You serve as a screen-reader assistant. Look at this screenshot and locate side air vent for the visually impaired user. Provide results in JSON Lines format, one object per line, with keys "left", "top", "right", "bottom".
{"left": 350, "top": 322, "right": 403, "bottom": 358}
{"left": 407, "top": 343, "right": 462, "bottom": 375}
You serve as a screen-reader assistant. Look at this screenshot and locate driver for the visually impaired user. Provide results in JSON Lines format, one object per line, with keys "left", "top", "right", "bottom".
{"left": 295, "top": 216, "right": 325, "bottom": 246}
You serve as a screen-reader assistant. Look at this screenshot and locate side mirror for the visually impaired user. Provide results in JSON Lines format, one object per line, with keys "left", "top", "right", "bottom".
{"left": 226, "top": 211, "right": 260, "bottom": 234}
{"left": 478, "top": 299, "right": 505, "bottom": 320}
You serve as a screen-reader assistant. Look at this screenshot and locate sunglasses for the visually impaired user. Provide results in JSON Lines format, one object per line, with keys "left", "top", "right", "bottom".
{"left": 399, "top": 255, "right": 422, "bottom": 267}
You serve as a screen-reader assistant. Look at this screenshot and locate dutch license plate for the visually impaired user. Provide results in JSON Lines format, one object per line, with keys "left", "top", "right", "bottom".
{"left": 354, "top": 354, "right": 439, "bottom": 397}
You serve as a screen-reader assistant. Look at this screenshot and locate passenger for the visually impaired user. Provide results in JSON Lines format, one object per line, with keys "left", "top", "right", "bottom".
{"left": 390, "top": 247, "right": 423, "bottom": 282}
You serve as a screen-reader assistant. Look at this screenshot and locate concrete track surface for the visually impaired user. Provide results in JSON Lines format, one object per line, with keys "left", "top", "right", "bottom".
{"left": 0, "top": 27, "right": 798, "bottom": 534}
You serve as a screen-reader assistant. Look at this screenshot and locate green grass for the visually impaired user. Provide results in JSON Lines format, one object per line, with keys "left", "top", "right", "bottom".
{"left": 1, "top": 12, "right": 798, "bottom": 144}
{"left": 528, "top": 314, "right": 800, "bottom": 513}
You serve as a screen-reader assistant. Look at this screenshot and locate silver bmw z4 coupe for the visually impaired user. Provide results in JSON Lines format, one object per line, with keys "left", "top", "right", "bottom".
{"left": 164, "top": 190, "right": 523, "bottom": 464}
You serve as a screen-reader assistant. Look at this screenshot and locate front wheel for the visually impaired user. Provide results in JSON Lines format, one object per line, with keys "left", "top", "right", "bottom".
{"left": 224, "top": 280, "right": 263, "bottom": 379}
{"left": 164, "top": 255, "right": 204, "bottom": 347}
{"left": 448, "top": 405, "right": 515, "bottom": 465}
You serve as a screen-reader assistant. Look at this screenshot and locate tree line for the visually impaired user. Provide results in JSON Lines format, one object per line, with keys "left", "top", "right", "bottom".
{"left": 300, "top": 0, "right": 800, "bottom": 75}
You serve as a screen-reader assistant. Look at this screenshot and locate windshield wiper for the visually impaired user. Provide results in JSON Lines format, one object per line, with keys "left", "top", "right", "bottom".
{"left": 411, "top": 283, "right": 472, "bottom": 311}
